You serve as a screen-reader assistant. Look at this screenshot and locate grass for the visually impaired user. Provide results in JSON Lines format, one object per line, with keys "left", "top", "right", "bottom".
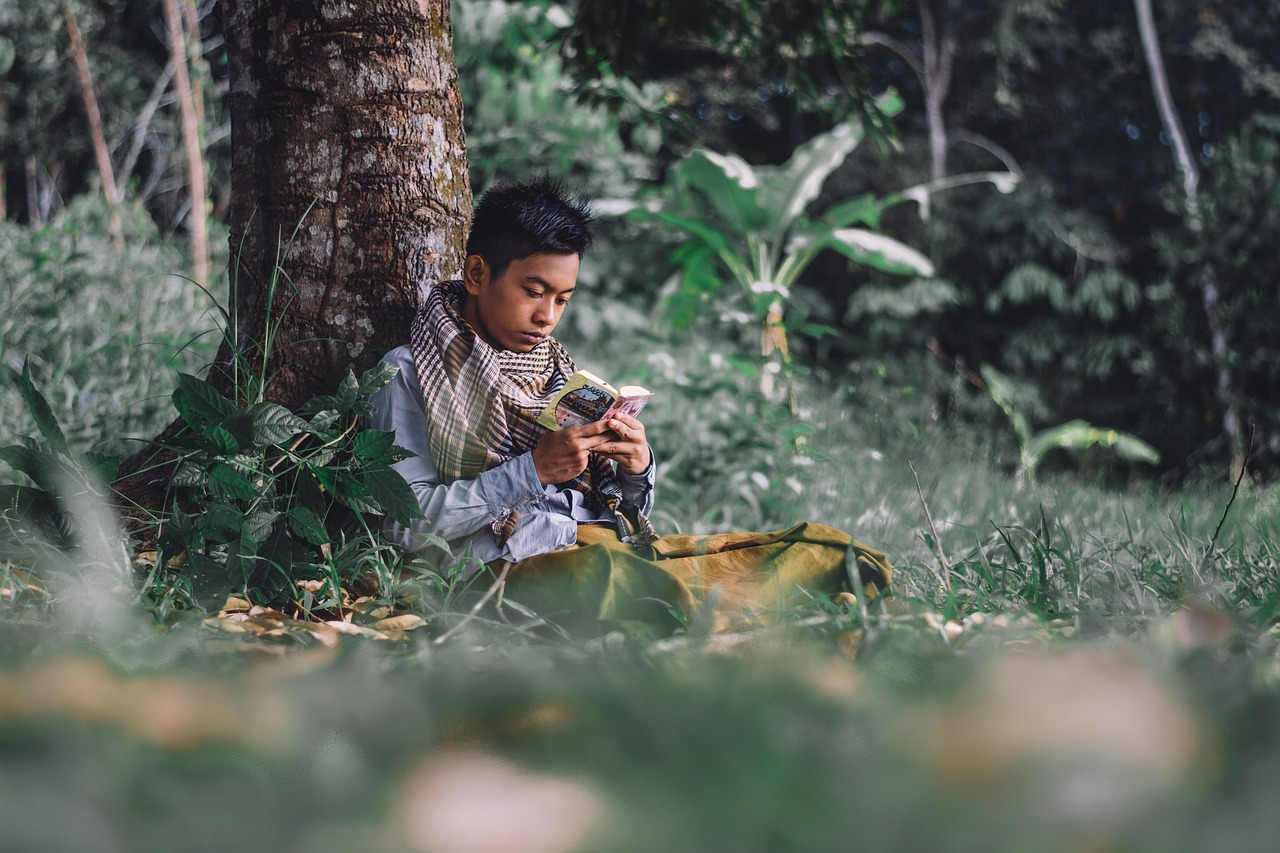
{"left": 3, "top": 225, "right": 1280, "bottom": 851}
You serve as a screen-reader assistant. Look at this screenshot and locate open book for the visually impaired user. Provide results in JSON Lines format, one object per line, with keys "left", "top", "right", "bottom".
{"left": 536, "top": 370, "right": 654, "bottom": 431}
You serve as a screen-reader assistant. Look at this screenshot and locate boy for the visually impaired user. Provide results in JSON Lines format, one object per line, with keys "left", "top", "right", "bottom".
{"left": 368, "top": 177, "right": 889, "bottom": 636}
{"left": 367, "top": 177, "right": 656, "bottom": 566}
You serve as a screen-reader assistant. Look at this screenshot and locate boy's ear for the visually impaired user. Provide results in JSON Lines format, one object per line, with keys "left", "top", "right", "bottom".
{"left": 462, "top": 255, "right": 487, "bottom": 296}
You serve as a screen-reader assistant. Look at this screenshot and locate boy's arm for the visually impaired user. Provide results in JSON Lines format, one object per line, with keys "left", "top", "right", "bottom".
{"left": 365, "top": 349, "right": 547, "bottom": 547}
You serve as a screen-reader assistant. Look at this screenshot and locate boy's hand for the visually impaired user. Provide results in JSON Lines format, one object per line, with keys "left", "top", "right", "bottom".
{"left": 593, "top": 414, "right": 651, "bottom": 475}
{"left": 532, "top": 420, "right": 612, "bottom": 485}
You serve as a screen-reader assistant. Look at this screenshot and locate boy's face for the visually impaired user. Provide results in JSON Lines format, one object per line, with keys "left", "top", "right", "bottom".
{"left": 461, "top": 252, "right": 580, "bottom": 352}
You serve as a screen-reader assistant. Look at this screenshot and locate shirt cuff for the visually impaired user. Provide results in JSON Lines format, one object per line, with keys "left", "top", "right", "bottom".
{"left": 476, "top": 451, "right": 546, "bottom": 518}
{"left": 616, "top": 445, "right": 655, "bottom": 503}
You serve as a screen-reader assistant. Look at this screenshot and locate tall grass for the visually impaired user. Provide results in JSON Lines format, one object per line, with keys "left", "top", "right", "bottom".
{"left": 0, "top": 196, "right": 222, "bottom": 462}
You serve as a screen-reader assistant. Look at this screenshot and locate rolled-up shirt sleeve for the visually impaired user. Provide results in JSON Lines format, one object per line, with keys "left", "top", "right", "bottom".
{"left": 365, "top": 348, "right": 545, "bottom": 549}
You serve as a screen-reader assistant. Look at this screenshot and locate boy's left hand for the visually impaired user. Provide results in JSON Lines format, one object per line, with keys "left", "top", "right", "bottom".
{"left": 594, "top": 414, "right": 651, "bottom": 475}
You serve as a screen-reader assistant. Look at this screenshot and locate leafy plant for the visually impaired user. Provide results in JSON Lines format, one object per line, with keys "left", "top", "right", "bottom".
{"left": 146, "top": 362, "right": 424, "bottom": 613}
{"left": 610, "top": 96, "right": 1017, "bottom": 398}
{"left": 979, "top": 363, "right": 1160, "bottom": 481}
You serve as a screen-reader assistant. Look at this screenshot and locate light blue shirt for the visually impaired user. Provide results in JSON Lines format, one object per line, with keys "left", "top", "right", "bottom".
{"left": 365, "top": 346, "right": 656, "bottom": 566}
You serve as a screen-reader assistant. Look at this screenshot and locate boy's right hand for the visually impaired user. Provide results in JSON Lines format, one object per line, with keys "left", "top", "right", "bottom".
{"left": 532, "top": 421, "right": 613, "bottom": 485}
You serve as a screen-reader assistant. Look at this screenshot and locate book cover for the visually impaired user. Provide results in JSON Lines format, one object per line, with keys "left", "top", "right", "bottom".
{"left": 536, "top": 369, "right": 654, "bottom": 430}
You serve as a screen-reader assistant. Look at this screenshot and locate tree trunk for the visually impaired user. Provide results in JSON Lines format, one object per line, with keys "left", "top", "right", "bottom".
{"left": 918, "top": 0, "right": 956, "bottom": 184}
{"left": 64, "top": 4, "right": 123, "bottom": 245}
{"left": 162, "top": 0, "right": 210, "bottom": 286}
{"left": 1133, "top": 0, "right": 1243, "bottom": 478}
{"left": 113, "top": 0, "right": 471, "bottom": 522}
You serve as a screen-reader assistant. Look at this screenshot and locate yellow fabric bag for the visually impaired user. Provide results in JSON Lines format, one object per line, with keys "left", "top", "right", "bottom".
{"left": 501, "top": 522, "right": 891, "bottom": 641}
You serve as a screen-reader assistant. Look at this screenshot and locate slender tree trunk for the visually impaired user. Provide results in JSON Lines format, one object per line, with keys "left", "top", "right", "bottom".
{"left": 64, "top": 4, "right": 123, "bottom": 245}
{"left": 113, "top": 0, "right": 471, "bottom": 521}
{"left": 1133, "top": 0, "right": 1243, "bottom": 477}
{"left": 162, "top": 0, "right": 210, "bottom": 286}
{"left": 24, "top": 156, "right": 39, "bottom": 225}
{"left": 918, "top": 0, "right": 956, "bottom": 184}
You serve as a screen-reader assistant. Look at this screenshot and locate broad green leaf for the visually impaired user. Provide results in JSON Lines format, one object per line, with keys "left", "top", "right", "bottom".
{"left": 207, "top": 462, "right": 258, "bottom": 502}
{"left": 353, "top": 429, "right": 395, "bottom": 461}
{"left": 245, "top": 402, "right": 306, "bottom": 447}
{"left": 199, "top": 504, "right": 244, "bottom": 544}
{"left": 0, "top": 444, "right": 61, "bottom": 493}
{"left": 169, "top": 460, "right": 203, "bottom": 488}
{"left": 287, "top": 505, "right": 330, "bottom": 546}
{"left": 816, "top": 228, "right": 935, "bottom": 277}
{"left": 1026, "top": 421, "right": 1161, "bottom": 467}
{"left": 820, "top": 194, "right": 883, "bottom": 229}
{"left": 174, "top": 373, "right": 237, "bottom": 423}
{"left": 81, "top": 452, "right": 119, "bottom": 483}
{"left": 677, "top": 150, "right": 767, "bottom": 232}
{"left": 244, "top": 508, "right": 282, "bottom": 542}
{"left": 758, "top": 122, "right": 864, "bottom": 236}
{"left": 334, "top": 370, "right": 360, "bottom": 412}
{"left": 629, "top": 208, "right": 732, "bottom": 254}
{"left": 224, "top": 524, "right": 259, "bottom": 589}
{"left": 208, "top": 426, "right": 240, "bottom": 456}
{"left": 358, "top": 361, "right": 400, "bottom": 395}
{"left": 0, "top": 483, "right": 58, "bottom": 518}
{"left": 363, "top": 465, "right": 424, "bottom": 526}
{"left": 307, "top": 410, "right": 341, "bottom": 434}
{"left": 19, "top": 359, "right": 69, "bottom": 455}
{"left": 979, "top": 364, "right": 1033, "bottom": 445}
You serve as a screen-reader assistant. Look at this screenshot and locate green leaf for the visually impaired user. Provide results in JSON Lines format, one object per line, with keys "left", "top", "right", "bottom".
{"left": 821, "top": 194, "right": 882, "bottom": 229}
{"left": 816, "top": 228, "right": 935, "bottom": 277}
{"left": 244, "top": 508, "right": 282, "bottom": 542}
{"left": 353, "top": 429, "right": 395, "bottom": 461}
{"left": 207, "top": 462, "right": 258, "bottom": 502}
{"left": 1026, "top": 421, "right": 1161, "bottom": 468}
{"left": 287, "top": 505, "right": 330, "bottom": 546}
{"left": 169, "top": 460, "right": 203, "bottom": 489}
{"left": 758, "top": 122, "right": 864, "bottom": 235}
{"left": 363, "top": 465, "right": 424, "bottom": 526}
{"left": 980, "top": 364, "right": 1032, "bottom": 446}
{"left": 334, "top": 370, "right": 360, "bottom": 413}
{"left": 208, "top": 426, "right": 240, "bottom": 456}
{"left": 632, "top": 209, "right": 732, "bottom": 254}
{"left": 358, "top": 361, "right": 400, "bottom": 395}
{"left": 0, "top": 483, "right": 59, "bottom": 519}
{"left": 81, "top": 452, "right": 119, "bottom": 483}
{"left": 199, "top": 504, "right": 244, "bottom": 544}
{"left": 677, "top": 150, "right": 767, "bottom": 231}
{"left": 173, "top": 373, "right": 236, "bottom": 431}
{"left": 225, "top": 524, "right": 260, "bottom": 589}
{"left": 19, "top": 359, "right": 69, "bottom": 455}
{"left": 0, "top": 444, "right": 61, "bottom": 493}
{"left": 245, "top": 402, "right": 306, "bottom": 447}
{"left": 307, "top": 410, "right": 341, "bottom": 434}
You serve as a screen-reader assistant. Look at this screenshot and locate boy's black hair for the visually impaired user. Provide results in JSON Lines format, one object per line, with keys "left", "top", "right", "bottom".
{"left": 465, "top": 176, "right": 594, "bottom": 278}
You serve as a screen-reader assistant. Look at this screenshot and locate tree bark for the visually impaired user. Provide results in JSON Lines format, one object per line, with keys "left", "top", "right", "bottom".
{"left": 219, "top": 0, "right": 471, "bottom": 409}
{"left": 162, "top": 0, "right": 210, "bottom": 286}
{"left": 64, "top": 4, "right": 123, "bottom": 245}
{"left": 113, "top": 0, "right": 471, "bottom": 521}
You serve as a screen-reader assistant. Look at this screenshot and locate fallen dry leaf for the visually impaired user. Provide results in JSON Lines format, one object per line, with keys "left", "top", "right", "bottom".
{"left": 373, "top": 614, "right": 428, "bottom": 632}
{"left": 397, "top": 749, "right": 607, "bottom": 853}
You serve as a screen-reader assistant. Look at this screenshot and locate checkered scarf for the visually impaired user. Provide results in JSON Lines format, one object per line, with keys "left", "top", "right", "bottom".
{"left": 409, "top": 280, "right": 656, "bottom": 550}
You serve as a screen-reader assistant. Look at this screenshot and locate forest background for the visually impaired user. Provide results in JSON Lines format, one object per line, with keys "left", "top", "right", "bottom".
{"left": 4, "top": 0, "right": 1280, "bottom": 483}
{"left": 3, "top": 2, "right": 1280, "bottom": 851}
